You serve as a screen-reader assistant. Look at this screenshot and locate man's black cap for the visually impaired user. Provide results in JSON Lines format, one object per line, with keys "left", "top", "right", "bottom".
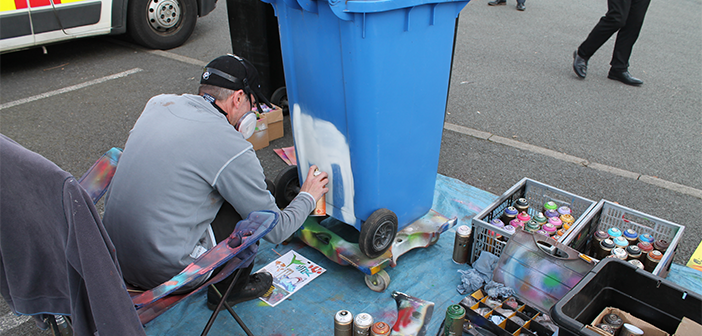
{"left": 200, "top": 54, "right": 272, "bottom": 109}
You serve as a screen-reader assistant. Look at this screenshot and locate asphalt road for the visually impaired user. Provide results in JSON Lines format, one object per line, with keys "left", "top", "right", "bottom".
{"left": 1, "top": 0, "right": 700, "bottom": 334}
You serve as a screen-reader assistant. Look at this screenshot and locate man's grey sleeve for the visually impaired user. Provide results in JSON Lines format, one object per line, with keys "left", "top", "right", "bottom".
{"left": 214, "top": 148, "right": 316, "bottom": 245}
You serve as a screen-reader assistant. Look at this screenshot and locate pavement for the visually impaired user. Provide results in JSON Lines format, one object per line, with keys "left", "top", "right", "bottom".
{"left": 0, "top": 0, "right": 700, "bottom": 334}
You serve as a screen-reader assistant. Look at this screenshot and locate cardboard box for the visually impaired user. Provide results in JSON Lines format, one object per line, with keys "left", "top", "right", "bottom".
{"left": 246, "top": 115, "right": 269, "bottom": 151}
{"left": 587, "top": 307, "right": 668, "bottom": 336}
{"left": 264, "top": 106, "right": 284, "bottom": 141}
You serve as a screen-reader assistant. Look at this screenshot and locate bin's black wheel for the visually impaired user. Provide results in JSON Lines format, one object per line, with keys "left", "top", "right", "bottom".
{"left": 274, "top": 165, "right": 299, "bottom": 208}
{"left": 359, "top": 209, "right": 397, "bottom": 259}
{"left": 270, "top": 87, "right": 289, "bottom": 115}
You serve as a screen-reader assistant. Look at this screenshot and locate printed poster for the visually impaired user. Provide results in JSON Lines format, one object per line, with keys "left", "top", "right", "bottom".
{"left": 256, "top": 250, "right": 325, "bottom": 307}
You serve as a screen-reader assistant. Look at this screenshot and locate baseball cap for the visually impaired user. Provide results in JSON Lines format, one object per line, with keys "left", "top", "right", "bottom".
{"left": 200, "top": 54, "right": 272, "bottom": 110}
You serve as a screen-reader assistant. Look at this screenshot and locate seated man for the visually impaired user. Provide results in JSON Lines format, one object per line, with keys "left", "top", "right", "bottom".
{"left": 103, "top": 54, "right": 328, "bottom": 309}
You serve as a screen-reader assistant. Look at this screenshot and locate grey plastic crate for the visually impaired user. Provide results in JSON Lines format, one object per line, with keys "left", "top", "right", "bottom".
{"left": 469, "top": 178, "right": 597, "bottom": 264}
{"left": 561, "top": 199, "right": 685, "bottom": 277}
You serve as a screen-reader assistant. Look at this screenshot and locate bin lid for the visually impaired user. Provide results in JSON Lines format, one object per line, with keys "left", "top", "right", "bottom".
{"left": 263, "top": 0, "right": 470, "bottom": 21}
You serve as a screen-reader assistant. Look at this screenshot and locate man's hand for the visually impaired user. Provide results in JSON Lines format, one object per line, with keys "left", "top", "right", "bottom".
{"left": 299, "top": 165, "right": 329, "bottom": 202}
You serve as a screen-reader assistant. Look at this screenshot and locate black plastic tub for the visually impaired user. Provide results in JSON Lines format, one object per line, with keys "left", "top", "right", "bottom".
{"left": 550, "top": 258, "right": 701, "bottom": 336}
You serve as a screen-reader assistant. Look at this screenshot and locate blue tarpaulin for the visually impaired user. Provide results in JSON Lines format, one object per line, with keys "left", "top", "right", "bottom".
{"left": 143, "top": 174, "right": 702, "bottom": 335}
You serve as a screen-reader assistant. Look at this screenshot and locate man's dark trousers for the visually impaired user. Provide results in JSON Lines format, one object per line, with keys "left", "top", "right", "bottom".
{"left": 578, "top": 0, "right": 651, "bottom": 72}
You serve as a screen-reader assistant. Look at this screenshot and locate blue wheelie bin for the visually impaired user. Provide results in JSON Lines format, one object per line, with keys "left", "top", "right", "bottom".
{"left": 265, "top": 0, "right": 469, "bottom": 258}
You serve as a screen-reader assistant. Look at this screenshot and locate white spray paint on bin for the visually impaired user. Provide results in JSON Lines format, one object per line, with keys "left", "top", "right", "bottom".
{"left": 292, "top": 104, "right": 358, "bottom": 227}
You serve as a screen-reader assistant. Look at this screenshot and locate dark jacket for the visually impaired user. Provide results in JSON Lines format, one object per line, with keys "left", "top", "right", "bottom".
{"left": 0, "top": 134, "right": 145, "bottom": 336}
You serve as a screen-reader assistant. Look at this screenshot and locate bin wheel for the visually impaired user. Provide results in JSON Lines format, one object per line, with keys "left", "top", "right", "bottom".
{"left": 274, "top": 165, "right": 299, "bottom": 209}
{"left": 359, "top": 209, "right": 397, "bottom": 259}
{"left": 270, "top": 87, "right": 288, "bottom": 115}
{"left": 364, "top": 270, "right": 390, "bottom": 292}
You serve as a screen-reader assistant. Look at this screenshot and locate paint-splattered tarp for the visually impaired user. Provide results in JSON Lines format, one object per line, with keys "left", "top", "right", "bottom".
{"left": 142, "top": 174, "right": 702, "bottom": 335}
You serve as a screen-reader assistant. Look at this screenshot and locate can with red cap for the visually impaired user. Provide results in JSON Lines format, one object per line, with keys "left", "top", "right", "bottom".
{"left": 370, "top": 322, "right": 390, "bottom": 336}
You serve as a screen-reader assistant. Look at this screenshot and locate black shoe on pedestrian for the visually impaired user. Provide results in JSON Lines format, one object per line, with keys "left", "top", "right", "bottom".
{"left": 607, "top": 70, "right": 643, "bottom": 86}
{"left": 206, "top": 272, "right": 274, "bottom": 310}
{"left": 516, "top": 3, "right": 525, "bottom": 10}
{"left": 572, "top": 51, "right": 588, "bottom": 79}
{"left": 488, "top": 0, "right": 506, "bottom": 6}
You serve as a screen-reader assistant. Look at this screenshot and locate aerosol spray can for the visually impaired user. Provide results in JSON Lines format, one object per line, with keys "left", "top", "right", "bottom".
{"left": 312, "top": 168, "right": 326, "bottom": 216}
{"left": 644, "top": 250, "right": 663, "bottom": 273}
{"left": 514, "top": 198, "right": 529, "bottom": 213}
{"left": 443, "top": 304, "right": 466, "bottom": 336}
{"left": 334, "top": 310, "right": 354, "bottom": 336}
{"left": 452, "top": 225, "right": 472, "bottom": 264}
{"left": 622, "top": 228, "right": 639, "bottom": 245}
{"left": 500, "top": 207, "right": 518, "bottom": 226}
{"left": 370, "top": 322, "right": 391, "bottom": 336}
{"left": 354, "top": 313, "right": 373, "bottom": 336}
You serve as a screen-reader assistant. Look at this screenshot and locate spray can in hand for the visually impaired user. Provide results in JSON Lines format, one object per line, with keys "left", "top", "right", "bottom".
{"left": 312, "top": 168, "right": 326, "bottom": 216}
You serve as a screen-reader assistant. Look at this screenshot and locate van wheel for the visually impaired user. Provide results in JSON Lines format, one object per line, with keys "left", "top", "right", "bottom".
{"left": 127, "top": 0, "right": 197, "bottom": 50}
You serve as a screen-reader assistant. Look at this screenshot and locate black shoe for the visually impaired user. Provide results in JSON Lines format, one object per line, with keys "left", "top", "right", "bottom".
{"left": 608, "top": 70, "right": 643, "bottom": 86}
{"left": 207, "top": 272, "right": 274, "bottom": 310}
{"left": 488, "top": 0, "right": 506, "bottom": 5}
{"left": 573, "top": 51, "right": 588, "bottom": 78}
{"left": 516, "top": 3, "right": 525, "bottom": 10}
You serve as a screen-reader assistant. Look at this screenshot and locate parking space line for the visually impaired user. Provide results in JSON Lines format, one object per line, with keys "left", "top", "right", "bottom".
{"left": 0, "top": 68, "right": 143, "bottom": 110}
{"left": 444, "top": 122, "right": 702, "bottom": 199}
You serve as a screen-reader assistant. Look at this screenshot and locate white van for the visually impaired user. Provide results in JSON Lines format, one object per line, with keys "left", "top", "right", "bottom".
{"left": 0, "top": 0, "right": 217, "bottom": 53}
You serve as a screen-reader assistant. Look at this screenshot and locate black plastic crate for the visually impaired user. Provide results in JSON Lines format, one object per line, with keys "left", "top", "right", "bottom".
{"left": 550, "top": 258, "right": 702, "bottom": 336}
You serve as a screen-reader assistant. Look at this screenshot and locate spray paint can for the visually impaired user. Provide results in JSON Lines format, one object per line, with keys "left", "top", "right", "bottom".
{"left": 637, "top": 241, "right": 653, "bottom": 262}
{"left": 500, "top": 207, "right": 518, "bottom": 226}
{"left": 312, "top": 169, "right": 326, "bottom": 216}
{"left": 533, "top": 212, "right": 548, "bottom": 227}
{"left": 644, "top": 250, "right": 663, "bottom": 273}
{"left": 557, "top": 205, "right": 572, "bottom": 216}
{"left": 502, "top": 225, "right": 516, "bottom": 237}
{"left": 544, "top": 209, "right": 560, "bottom": 219}
{"left": 560, "top": 214, "right": 574, "bottom": 232}
{"left": 625, "top": 245, "right": 642, "bottom": 260}
{"left": 594, "top": 238, "right": 615, "bottom": 260}
{"left": 543, "top": 201, "right": 558, "bottom": 214}
{"left": 611, "top": 247, "right": 628, "bottom": 260}
{"left": 589, "top": 230, "right": 610, "bottom": 257}
{"left": 628, "top": 259, "right": 645, "bottom": 270}
{"left": 443, "top": 304, "right": 466, "bottom": 336}
{"left": 548, "top": 216, "right": 563, "bottom": 230}
{"left": 354, "top": 313, "right": 373, "bottom": 336}
{"left": 622, "top": 229, "right": 638, "bottom": 245}
{"left": 509, "top": 218, "right": 525, "bottom": 230}
{"left": 334, "top": 310, "right": 354, "bottom": 336}
{"left": 653, "top": 239, "right": 669, "bottom": 254}
{"left": 612, "top": 236, "right": 629, "bottom": 249}
{"left": 638, "top": 233, "right": 654, "bottom": 244}
{"left": 452, "top": 225, "right": 471, "bottom": 264}
{"left": 607, "top": 227, "right": 622, "bottom": 240}
{"left": 542, "top": 223, "right": 557, "bottom": 236}
{"left": 602, "top": 313, "right": 624, "bottom": 334}
{"left": 514, "top": 198, "right": 529, "bottom": 213}
{"left": 370, "top": 322, "right": 390, "bottom": 336}
{"left": 525, "top": 219, "right": 541, "bottom": 233}
{"left": 516, "top": 211, "right": 531, "bottom": 224}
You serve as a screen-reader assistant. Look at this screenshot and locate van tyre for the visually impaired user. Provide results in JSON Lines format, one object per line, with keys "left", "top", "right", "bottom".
{"left": 127, "top": 0, "right": 197, "bottom": 50}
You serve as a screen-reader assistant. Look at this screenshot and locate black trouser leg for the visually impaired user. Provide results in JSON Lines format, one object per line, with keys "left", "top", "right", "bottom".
{"left": 578, "top": 0, "right": 631, "bottom": 59}
{"left": 210, "top": 201, "right": 252, "bottom": 295}
{"left": 209, "top": 179, "right": 275, "bottom": 296}
{"left": 610, "top": 0, "right": 650, "bottom": 71}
